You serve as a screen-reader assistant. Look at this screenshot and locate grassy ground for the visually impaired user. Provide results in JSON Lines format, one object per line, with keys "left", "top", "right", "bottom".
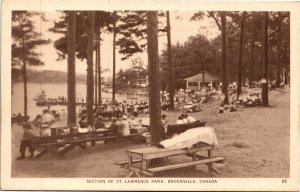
{"left": 11, "top": 87, "right": 290, "bottom": 178}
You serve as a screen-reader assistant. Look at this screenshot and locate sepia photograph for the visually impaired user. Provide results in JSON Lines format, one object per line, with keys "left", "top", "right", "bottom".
{"left": 1, "top": 0, "right": 300, "bottom": 191}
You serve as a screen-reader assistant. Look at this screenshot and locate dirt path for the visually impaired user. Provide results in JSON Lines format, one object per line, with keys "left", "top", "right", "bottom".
{"left": 11, "top": 88, "right": 290, "bottom": 178}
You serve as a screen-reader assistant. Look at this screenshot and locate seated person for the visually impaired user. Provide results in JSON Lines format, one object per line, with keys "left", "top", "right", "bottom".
{"left": 182, "top": 114, "right": 189, "bottom": 124}
{"left": 108, "top": 118, "right": 119, "bottom": 135}
{"left": 40, "top": 125, "right": 51, "bottom": 137}
{"left": 120, "top": 115, "right": 130, "bottom": 136}
{"left": 17, "top": 123, "right": 40, "bottom": 160}
{"left": 229, "top": 101, "right": 237, "bottom": 112}
{"left": 94, "top": 116, "right": 105, "bottom": 129}
{"left": 104, "top": 118, "right": 119, "bottom": 144}
{"left": 79, "top": 116, "right": 89, "bottom": 128}
{"left": 176, "top": 115, "right": 184, "bottom": 124}
{"left": 224, "top": 104, "right": 230, "bottom": 112}
{"left": 184, "top": 114, "right": 197, "bottom": 123}
{"left": 217, "top": 104, "right": 225, "bottom": 113}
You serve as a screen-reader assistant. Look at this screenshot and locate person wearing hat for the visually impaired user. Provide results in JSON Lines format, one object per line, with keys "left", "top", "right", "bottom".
{"left": 17, "top": 123, "right": 40, "bottom": 160}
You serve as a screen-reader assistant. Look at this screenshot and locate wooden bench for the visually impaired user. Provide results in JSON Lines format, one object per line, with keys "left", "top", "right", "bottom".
{"left": 31, "top": 129, "right": 140, "bottom": 159}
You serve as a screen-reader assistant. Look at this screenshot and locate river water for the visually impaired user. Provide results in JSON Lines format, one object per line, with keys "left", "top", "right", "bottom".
{"left": 12, "top": 82, "right": 147, "bottom": 120}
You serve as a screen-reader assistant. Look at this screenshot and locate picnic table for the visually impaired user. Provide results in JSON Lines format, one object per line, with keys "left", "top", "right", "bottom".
{"left": 116, "top": 127, "right": 225, "bottom": 177}
{"left": 31, "top": 128, "right": 140, "bottom": 159}
{"left": 117, "top": 142, "right": 224, "bottom": 177}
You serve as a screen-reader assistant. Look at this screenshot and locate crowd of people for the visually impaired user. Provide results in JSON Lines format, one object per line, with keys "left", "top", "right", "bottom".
{"left": 16, "top": 109, "right": 57, "bottom": 160}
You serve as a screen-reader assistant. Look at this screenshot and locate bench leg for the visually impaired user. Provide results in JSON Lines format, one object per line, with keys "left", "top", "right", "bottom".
{"left": 141, "top": 159, "right": 148, "bottom": 177}
{"left": 78, "top": 142, "right": 87, "bottom": 149}
{"left": 59, "top": 144, "right": 77, "bottom": 156}
{"left": 192, "top": 152, "right": 197, "bottom": 169}
{"left": 207, "top": 150, "right": 214, "bottom": 174}
{"left": 135, "top": 172, "right": 142, "bottom": 178}
{"left": 125, "top": 171, "right": 135, "bottom": 177}
{"left": 33, "top": 150, "right": 48, "bottom": 159}
{"left": 211, "top": 166, "right": 221, "bottom": 174}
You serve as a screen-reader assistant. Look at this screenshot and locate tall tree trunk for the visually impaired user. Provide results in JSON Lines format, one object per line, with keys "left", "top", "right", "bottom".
{"left": 98, "top": 31, "right": 102, "bottom": 104}
{"left": 86, "top": 11, "right": 95, "bottom": 126}
{"left": 21, "top": 44, "right": 28, "bottom": 117}
{"left": 112, "top": 11, "right": 117, "bottom": 101}
{"left": 275, "top": 12, "right": 282, "bottom": 87}
{"left": 67, "top": 11, "right": 77, "bottom": 131}
{"left": 166, "top": 11, "right": 174, "bottom": 109}
{"left": 221, "top": 12, "right": 229, "bottom": 104}
{"left": 147, "top": 11, "right": 162, "bottom": 145}
{"left": 284, "top": 66, "right": 288, "bottom": 84}
{"left": 249, "top": 38, "right": 255, "bottom": 83}
{"left": 20, "top": 21, "right": 28, "bottom": 117}
{"left": 261, "top": 12, "right": 269, "bottom": 107}
{"left": 237, "top": 11, "right": 246, "bottom": 98}
{"left": 94, "top": 29, "right": 98, "bottom": 107}
{"left": 202, "top": 62, "right": 205, "bottom": 87}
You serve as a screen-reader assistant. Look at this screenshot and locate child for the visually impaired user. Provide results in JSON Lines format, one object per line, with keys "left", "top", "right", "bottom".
{"left": 17, "top": 123, "right": 40, "bottom": 160}
{"left": 161, "top": 114, "right": 168, "bottom": 133}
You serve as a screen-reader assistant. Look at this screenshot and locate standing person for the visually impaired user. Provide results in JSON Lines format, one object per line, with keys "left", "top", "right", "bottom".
{"left": 122, "top": 101, "right": 127, "bottom": 115}
{"left": 41, "top": 109, "right": 54, "bottom": 127}
{"left": 32, "top": 114, "right": 42, "bottom": 135}
{"left": 161, "top": 114, "right": 168, "bottom": 134}
{"left": 17, "top": 123, "right": 40, "bottom": 160}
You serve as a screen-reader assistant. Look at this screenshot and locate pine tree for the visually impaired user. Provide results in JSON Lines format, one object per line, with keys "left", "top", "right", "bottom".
{"left": 261, "top": 12, "right": 269, "bottom": 107}
{"left": 237, "top": 12, "right": 246, "bottom": 98}
{"left": 220, "top": 12, "right": 229, "bottom": 104}
{"left": 86, "top": 11, "right": 95, "bottom": 126}
{"left": 166, "top": 11, "right": 174, "bottom": 109}
{"left": 12, "top": 11, "right": 50, "bottom": 117}
{"left": 147, "top": 11, "right": 162, "bottom": 144}
{"left": 67, "top": 11, "right": 77, "bottom": 131}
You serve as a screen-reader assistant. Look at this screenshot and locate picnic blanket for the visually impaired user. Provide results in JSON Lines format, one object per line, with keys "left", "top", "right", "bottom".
{"left": 159, "top": 127, "right": 219, "bottom": 149}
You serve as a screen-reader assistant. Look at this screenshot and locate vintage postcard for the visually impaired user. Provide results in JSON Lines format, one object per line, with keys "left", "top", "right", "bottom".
{"left": 1, "top": 0, "right": 299, "bottom": 191}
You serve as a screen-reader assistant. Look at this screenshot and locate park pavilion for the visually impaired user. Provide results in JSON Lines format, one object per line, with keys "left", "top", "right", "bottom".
{"left": 184, "top": 72, "right": 219, "bottom": 90}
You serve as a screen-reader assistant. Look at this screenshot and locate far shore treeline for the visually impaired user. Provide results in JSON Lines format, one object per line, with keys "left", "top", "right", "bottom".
{"left": 12, "top": 69, "right": 87, "bottom": 84}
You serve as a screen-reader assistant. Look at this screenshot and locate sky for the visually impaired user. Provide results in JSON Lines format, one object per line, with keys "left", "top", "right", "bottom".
{"left": 33, "top": 11, "right": 219, "bottom": 77}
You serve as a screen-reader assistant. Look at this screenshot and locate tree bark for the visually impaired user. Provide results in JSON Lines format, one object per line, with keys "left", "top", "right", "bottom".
{"left": 67, "top": 11, "right": 77, "bottom": 131}
{"left": 147, "top": 11, "right": 162, "bottom": 145}
{"left": 249, "top": 38, "right": 255, "bottom": 83}
{"left": 237, "top": 11, "right": 246, "bottom": 98}
{"left": 22, "top": 46, "right": 28, "bottom": 117}
{"left": 98, "top": 31, "right": 102, "bottom": 104}
{"left": 221, "top": 12, "right": 229, "bottom": 104}
{"left": 86, "top": 11, "right": 95, "bottom": 126}
{"left": 261, "top": 12, "right": 269, "bottom": 107}
{"left": 112, "top": 11, "right": 117, "bottom": 101}
{"left": 20, "top": 18, "right": 28, "bottom": 117}
{"left": 94, "top": 29, "right": 98, "bottom": 107}
{"left": 166, "top": 11, "right": 174, "bottom": 109}
{"left": 275, "top": 12, "right": 282, "bottom": 87}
